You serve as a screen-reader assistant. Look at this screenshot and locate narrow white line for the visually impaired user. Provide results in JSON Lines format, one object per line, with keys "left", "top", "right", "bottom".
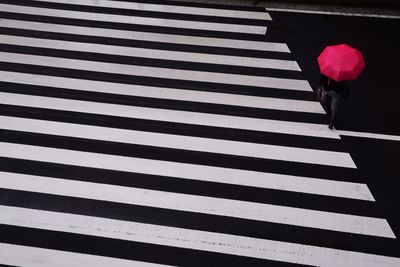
{"left": 0, "top": 52, "right": 310, "bottom": 91}
{"left": 337, "top": 130, "right": 400, "bottom": 142}
{"left": 0, "top": 142, "right": 371, "bottom": 200}
{"left": 265, "top": 7, "right": 400, "bottom": 19}
{"left": 0, "top": 71, "right": 324, "bottom": 113}
{"left": 0, "top": 34, "right": 300, "bottom": 71}
{"left": 0, "top": 19, "right": 289, "bottom": 52}
{"left": 0, "top": 243, "right": 169, "bottom": 267}
{"left": 0, "top": 115, "right": 355, "bottom": 167}
{"left": 0, "top": 172, "right": 387, "bottom": 236}
{"left": 0, "top": 3, "right": 266, "bottom": 34}
{"left": 1, "top": 206, "right": 399, "bottom": 266}
{"left": 35, "top": 0, "right": 272, "bottom": 20}
{"left": 0, "top": 92, "right": 341, "bottom": 139}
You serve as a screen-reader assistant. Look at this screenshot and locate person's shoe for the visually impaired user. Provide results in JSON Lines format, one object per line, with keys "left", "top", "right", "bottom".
{"left": 328, "top": 123, "right": 333, "bottom": 129}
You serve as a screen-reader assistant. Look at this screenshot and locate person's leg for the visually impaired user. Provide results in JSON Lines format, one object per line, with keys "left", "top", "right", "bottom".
{"left": 327, "top": 92, "right": 340, "bottom": 129}
{"left": 329, "top": 109, "right": 336, "bottom": 129}
{"left": 326, "top": 95, "right": 331, "bottom": 117}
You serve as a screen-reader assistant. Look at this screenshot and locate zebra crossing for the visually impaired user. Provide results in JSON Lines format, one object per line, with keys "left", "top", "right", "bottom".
{"left": 0, "top": 0, "right": 399, "bottom": 266}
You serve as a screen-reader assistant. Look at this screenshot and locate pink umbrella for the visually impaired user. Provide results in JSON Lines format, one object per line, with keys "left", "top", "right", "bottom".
{"left": 317, "top": 44, "right": 365, "bottom": 82}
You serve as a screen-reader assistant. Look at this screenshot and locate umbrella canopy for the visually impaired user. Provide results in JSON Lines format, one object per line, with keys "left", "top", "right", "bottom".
{"left": 317, "top": 44, "right": 365, "bottom": 82}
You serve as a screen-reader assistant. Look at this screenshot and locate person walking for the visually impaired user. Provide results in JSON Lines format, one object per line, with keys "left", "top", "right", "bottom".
{"left": 317, "top": 43, "right": 365, "bottom": 129}
{"left": 319, "top": 74, "right": 349, "bottom": 129}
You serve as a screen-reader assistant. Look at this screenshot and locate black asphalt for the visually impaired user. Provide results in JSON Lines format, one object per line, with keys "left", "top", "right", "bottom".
{"left": 266, "top": 9, "right": 400, "bottom": 245}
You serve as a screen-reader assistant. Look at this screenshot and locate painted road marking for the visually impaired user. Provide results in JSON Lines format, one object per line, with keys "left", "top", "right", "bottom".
{"left": 0, "top": 92, "right": 340, "bottom": 139}
{"left": 34, "top": 0, "right": 272, "bottom": 20}
{"left": 265, "top": 7, "right": 400, "bottom": 19}
{"left": 0, "top": 71, "right": 323, "bottom": 113}
{"left": 0, "top": 206, "right": 398, "bottom": 266}
{"left": 0, "top": 142, "right": 368, "bottom": 199}
{"left": 0, "top": 243, "right": 169, "bottom": 267}
{"left": 0, "top": 172, "right": 387, "bottom": 236}
{"left": 0, "top": 115, "right": 355, "bottom": 167}
{"left": 0, "top": 34, "right": 300, "bottom": 71}
{"left": 0, "top": 19, "right": 288, "bottom": 52}
{"left": 0, "top": 52, "right": 311, "bottom": 91}
{"left": 0, "top": 3, "right": 266, "bottom": 34}
{"left": 337, "top": 130, "right": 400, "bottom": 142}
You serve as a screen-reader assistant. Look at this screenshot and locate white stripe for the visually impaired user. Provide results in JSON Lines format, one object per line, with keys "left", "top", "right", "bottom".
{"left": 0, "top": 34, "right": 300, "bottom": 71}
{"left": 0, "top": 142, "right": 371, "bottom": 200}
{"left": 265, "top": 7, "right": 400, "bottom": 19}
{"left": 0, "top": 172, "right": 388, "bottom": 236}
{"left": 0, "top": 92, "right": 341, "bottom": 139}
{"left": 0, "top": 71, "right": 324, "bottom": 113}
{"left": 337, "top": 130, "right": 400, "bottom": 142}
{"left": 0, "top": 52, "right": 310, "bottom": 91}
{"left": 0, "top": 3, "right": 266, "bottom": 34}
{"left": 1, "top": 206, "right": 399, "bottom": 266}
{"left": 35, "top": 0, "right": 271, "bottom": 20}
{"left": 0, "top": 115, "right": 355, "bottom": 167}
{"left": 0, "top": 243, "right": 169, "bottom": 267}
{"left": 0, "top": 19, "right": 289, "bottom": 52}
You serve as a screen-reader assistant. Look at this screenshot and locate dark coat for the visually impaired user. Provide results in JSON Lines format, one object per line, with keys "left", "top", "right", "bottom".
{"left": 319, "top": 75, "right": 349, "bottom": 98}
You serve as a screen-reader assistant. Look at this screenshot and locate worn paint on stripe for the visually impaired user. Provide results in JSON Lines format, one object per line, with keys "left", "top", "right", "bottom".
{"left": 0, "top": 19, "right": 289, "bottom": 52}
{"left": 0, "top": 92, "right": 340, "bottom": 139}
{"left": 0, "top": 243, "right": 169, "bottom": 267}
{"left": 0, "top": 116, "right": 355, "bottom": 167}
{"left": 0, "top": 142, "right": 371, "bottom": 200}
{"left": 34, "top": 0, "right": 271, "bottom": 20}
{"left": 0, "top": 206, "right": 398, "bottom": 266}
{"left": 0, "top": 34, "right": 300, "bottom": 71}
{"left": 0, "top": 3, "right": 266, "bottom": 34}
{"left": 0, "top": 71, "right": 324, "bottom": 113}
{"left": 0, "top": 172, "right": 386, "bottom": 236}
{"left": 0, "top": 52, "right": 310, "bottom": 91}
